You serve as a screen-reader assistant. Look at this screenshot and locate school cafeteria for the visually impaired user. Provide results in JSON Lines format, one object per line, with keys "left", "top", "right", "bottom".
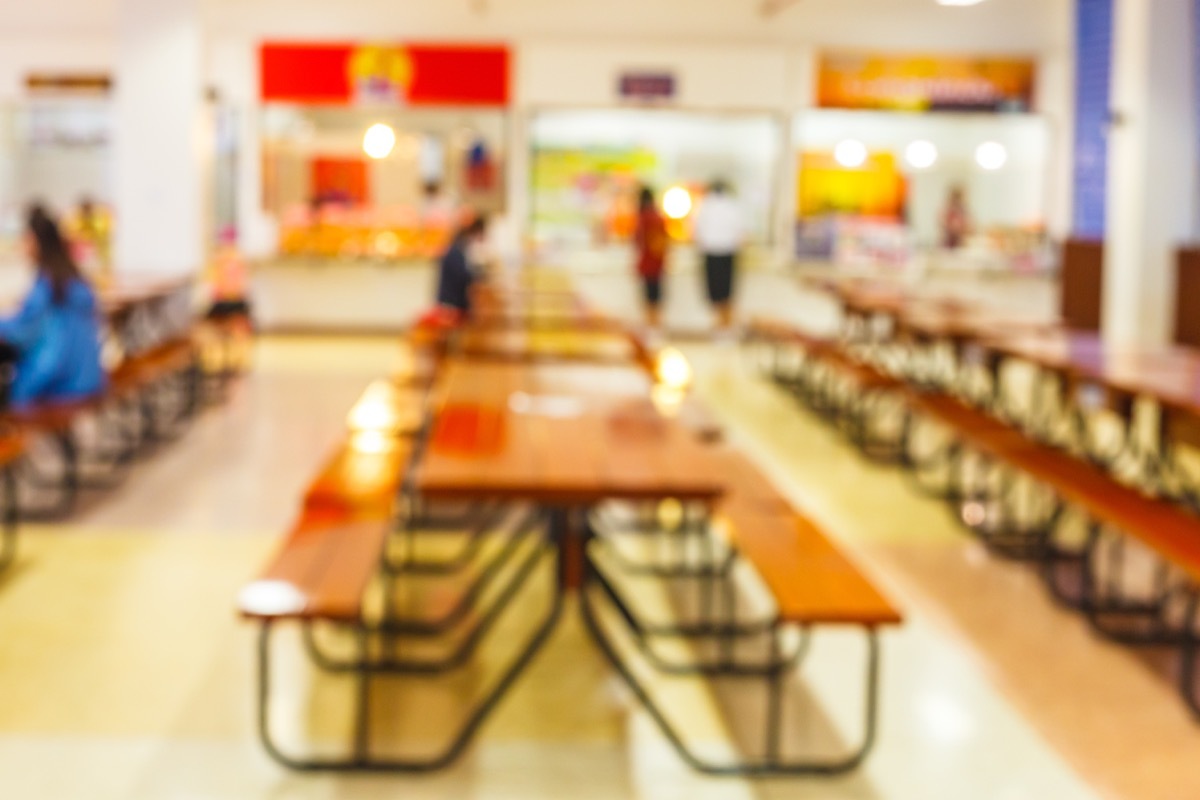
{"left": 1, "top": 0, "right": 1199, "bottom": 798}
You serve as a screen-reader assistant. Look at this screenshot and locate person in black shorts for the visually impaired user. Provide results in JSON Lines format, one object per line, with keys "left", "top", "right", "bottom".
{"left": 693, "top": 180, "right": 744, "bottom": 337}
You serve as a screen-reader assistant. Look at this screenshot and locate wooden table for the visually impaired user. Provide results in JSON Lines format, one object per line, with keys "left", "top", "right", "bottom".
{"left": 417, "top": 360, "right": 726, "bottom": 506}
{"left": 100, "top": 275, "right": 192, "bottom": 318}
{"left": 980, "top": 330, "right": 1200, "bottom": 404}
{"left": 99, "top": 276, "right": 195, "bottom": 355}
{"left": 456, "top": 326, "right": 642, "bottom": 365}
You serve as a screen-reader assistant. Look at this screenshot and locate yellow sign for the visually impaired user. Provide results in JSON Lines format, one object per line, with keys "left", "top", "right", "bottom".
{"left": 797, "top": 151, "right": 905, "bottom": 219}
{"left": 818, "top": 53, "right": 1035, "bottom": 112}
{"left": 348, "top": 44, "right": 413, "bottom": 103}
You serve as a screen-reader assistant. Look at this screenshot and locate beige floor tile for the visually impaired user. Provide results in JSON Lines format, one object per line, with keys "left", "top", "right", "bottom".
{"left": 0, "top": 297, "right": 1156, "bottom": 799}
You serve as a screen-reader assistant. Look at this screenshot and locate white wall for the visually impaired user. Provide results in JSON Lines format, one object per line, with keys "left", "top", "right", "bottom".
{"left": 0, "top": 37, "right": 113, "bottom": 102}
{"left": 518, "top": 41, "right": 791, "bottom": 111}
{"left": 112, "top": 0, "right": 206, "bottom": 275}
{"left": 0, "top": 0, "right": 1076, "bottom": 262}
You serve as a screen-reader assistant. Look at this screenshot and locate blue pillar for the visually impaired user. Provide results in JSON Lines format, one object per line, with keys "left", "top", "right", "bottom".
{"left": 1072, "top": 0, "right": 1114, "bottom": 239}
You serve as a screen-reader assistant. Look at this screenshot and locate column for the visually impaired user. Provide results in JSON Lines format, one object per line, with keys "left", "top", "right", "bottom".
{"left": 112, "top": 0, "right": 206, "bottom": 276}
{"left": 1103, "top": 0, "right": 1198, "bottom": 345}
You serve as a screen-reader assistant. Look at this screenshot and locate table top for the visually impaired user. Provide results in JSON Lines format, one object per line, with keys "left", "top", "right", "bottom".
{"left": 99, "top": 276, "right": 192, "bottom": 316}
{"left": 456, "top": 326, "right": 641, "bottom": 364}
{"left": 415, "top": 360, "right": 727, "bottom": 504}
{"left": 474, "top": 281, "right": 589, "bottom": 322}
{"left": 982, "top": 329, "right": 1200, "bottom": 414}
{"left": 895, "top": 305, "right": 1059, "bottom": 343}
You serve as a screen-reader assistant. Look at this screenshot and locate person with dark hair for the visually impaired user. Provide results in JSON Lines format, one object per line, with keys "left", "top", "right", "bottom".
{"left": 942, "top": 185, "right": 971, "bottom": 250}
{"left": 0, "top": 206, "right": 105, "bottom": 407}
{"left": 693, "top": 179, "right": 744, "bottom": 337}
{"left": 435, "top": 214, "right": 488, "bottom": 316}
{"left": 633, "top": 186, "right": 669, "bottom": 332}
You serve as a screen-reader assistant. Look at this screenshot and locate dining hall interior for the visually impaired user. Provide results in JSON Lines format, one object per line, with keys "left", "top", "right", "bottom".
{"left": 1, "top": 0, "right": 1199, "bottom": 798}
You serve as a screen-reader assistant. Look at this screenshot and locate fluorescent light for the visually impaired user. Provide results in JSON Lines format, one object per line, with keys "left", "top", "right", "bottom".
{"left": 362, "top": 123, "right": 396, "bottom": 159}
{"left": 937, "top": 0, "right": 987, "bottom": 6}
{"left": 975, "top": 141, "right": 1008, "bottom": 170}
{"left": 834, "top": 139, "right": 868, "bottom": 169}
{"left": 905, "top": 140, "right": 939, "bottom": 169}
{"left": 662, "top": 186, "right": 693, "bottom": 219}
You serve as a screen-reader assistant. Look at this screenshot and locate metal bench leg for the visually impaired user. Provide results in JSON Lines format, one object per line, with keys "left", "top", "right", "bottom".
{"left": 1084, "top": 535, "right": 1186, "bottom": 646}
{"left": 580, "top": 559, "right": 884, "bottom": 776}
{"left": 381, "top": 502, "right": 515, "bottom": 576}
{"left": 303, "top": 533, "right": 552, "bottom": 674}
{"left": 256, "top": 546, "right": 565, "bottom": 772}
{"left": 1179, "top": 592, "right": 1200, "bottom": 718}
{"left": 585, "top": 545, "right": 800, "bottom": 676}
{"left": 0, "top": 466, "right": 17, "bottom": 572}
{"left": 1040, "top": 517, "right": 1097, "bottom": 611}
{"left": 54, "top": 431, "right": 79, "bottom": 518}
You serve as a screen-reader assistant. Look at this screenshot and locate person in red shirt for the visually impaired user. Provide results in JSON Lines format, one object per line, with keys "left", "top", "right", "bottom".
{"left": 633, "top": 186, "right": 668, "bottom": 331}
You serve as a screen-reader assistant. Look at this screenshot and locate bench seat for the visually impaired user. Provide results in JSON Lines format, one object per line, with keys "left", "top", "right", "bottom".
{"left": 304, "top": 438, "right": 413, "bottom": 519}
{"left": 906, "top": 388, "right": 1200, "bottom": 583}
{"left": 239, "top": 513, "right": 390, "bottom": 622}
{"left": 723, "top": 508, "right": 903, "bottom": 627}
{"left": 747, "top": 318, "right": 838, "bottom": 354}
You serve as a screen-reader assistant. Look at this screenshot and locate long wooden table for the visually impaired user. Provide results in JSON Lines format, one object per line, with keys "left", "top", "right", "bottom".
{"left": 417, "top": 360, "right": 725, "bottom": 505}
{"left": 455, "top": 327, "right": 642, "bottom": 365}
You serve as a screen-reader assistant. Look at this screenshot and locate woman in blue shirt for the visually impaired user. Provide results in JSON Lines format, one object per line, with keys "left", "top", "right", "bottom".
{"left": 0, "top": 207, "right": 106, "bottom": 407}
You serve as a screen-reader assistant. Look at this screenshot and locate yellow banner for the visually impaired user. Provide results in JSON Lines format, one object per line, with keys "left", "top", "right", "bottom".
{"left": 818, "top": 53, "right": 1035, "bottom": 112}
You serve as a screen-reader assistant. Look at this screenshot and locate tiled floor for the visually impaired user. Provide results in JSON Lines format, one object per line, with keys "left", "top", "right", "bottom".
{"left": 0, "top": 269, "right": 1190, "bottom": 799}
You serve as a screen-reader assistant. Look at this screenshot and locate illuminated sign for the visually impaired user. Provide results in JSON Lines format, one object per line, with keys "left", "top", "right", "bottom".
{"left": 818, "top": 53, "right": 1036, "bottom": 112}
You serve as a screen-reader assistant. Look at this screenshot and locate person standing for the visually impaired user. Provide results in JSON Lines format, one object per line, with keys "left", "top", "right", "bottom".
{"left": 633, "top": 186, "right": 669, "bottom": 333}
{"left": 941, "top": 185, "right": 971, "bottom": 250}
{"left": 693, "top": 180, "right": 743, "bottom": 336}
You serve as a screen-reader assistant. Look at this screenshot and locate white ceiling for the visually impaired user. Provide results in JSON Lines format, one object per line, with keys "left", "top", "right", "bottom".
{"left": 1, "top": 0, "right": 1071, "bottom": 54}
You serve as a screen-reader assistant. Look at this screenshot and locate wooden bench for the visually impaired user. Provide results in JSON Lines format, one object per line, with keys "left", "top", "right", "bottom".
{"left": 905, "top": 386, "right": 1200, "bottom": 714}
{"left": 242, "top": 367, "right": 560, "bottom": 771}
{"left": 2, "top": 334, "right": 201, "bottom": 517}
{"left": 304, "top": 437, "right": 414, "bottom": 520}
{"left": 583, "top": 445, "right": 903, "bottom": 776}
{"left": 723, "top": 509, "right": 902, "bottom": 628}
{"left": 241, "top": 513, "right": 391, "bottom": 624}
{"left": 239, "top": 511, "right": 394, "bottom": 769}
{"left": 749, "top": 319, "right": 906, "bottom": 459}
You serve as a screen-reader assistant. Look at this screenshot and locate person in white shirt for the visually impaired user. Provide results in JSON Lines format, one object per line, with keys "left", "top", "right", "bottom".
{"left": 693, "top": 180, "right": 743, "bottom": 334}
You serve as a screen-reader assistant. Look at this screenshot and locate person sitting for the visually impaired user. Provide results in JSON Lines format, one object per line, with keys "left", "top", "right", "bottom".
{"left": 435, "top": 215, "right": 488, "bottom": 318}
{"left": 0, "top": 206, "right": 106, "bottom": 408}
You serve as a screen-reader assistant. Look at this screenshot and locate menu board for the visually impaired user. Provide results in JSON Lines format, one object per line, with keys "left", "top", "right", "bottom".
{"left": 1072, "top": 0, "right": 1113, "bottom": 239}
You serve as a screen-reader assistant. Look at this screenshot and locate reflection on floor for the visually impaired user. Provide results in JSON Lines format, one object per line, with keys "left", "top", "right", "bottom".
{"left": 0, "top": 314, "right": 1189, "bottom": 798}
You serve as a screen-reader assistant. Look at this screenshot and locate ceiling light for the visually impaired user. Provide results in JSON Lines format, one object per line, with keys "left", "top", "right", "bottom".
{"left": 905, "top": 140, "right": 939, "bottom": 169}
{"left": 662, "top": 186, "right": 693, "bottom": 219}
{"left": 975, "top": 141, "right": 1008, "bottom": 170}
{"left": 362, "top": 123, "right": 396, "bottom": 159}
{"left": 834, "top": 139, "right": 868, "bottom": 169}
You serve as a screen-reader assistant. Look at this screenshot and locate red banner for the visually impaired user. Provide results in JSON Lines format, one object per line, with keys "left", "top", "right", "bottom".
{"left": 260, "top": 43, "right": 510, "bottom": 106}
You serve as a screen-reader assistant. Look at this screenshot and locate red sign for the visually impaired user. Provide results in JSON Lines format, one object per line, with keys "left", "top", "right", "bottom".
{"left": 260, "top": 43, "right": 510, "bottom": 106}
